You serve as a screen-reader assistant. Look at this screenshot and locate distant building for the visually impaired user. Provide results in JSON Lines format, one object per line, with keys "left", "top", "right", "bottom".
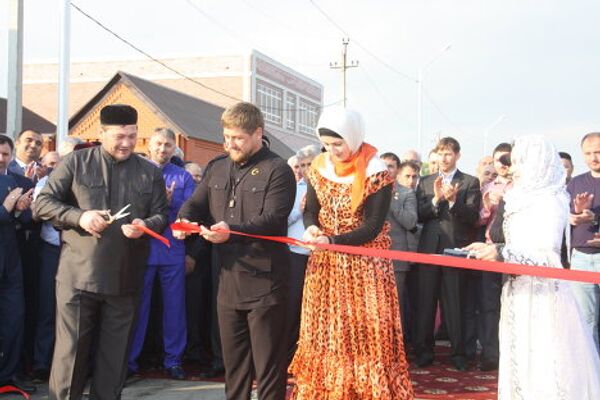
{"left": 68, "top": 71, "right": 295, "bottom": 163}
{"left": 24, "top": 50, "right": 323, "bottom": 153}
{"left": 1, "top": 97, "right": 56, "bottom": 153}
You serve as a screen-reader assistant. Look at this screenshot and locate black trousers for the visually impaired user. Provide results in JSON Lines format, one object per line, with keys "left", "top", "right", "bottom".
{"left": 209, "top": 250, "right": 223, "bottom": 369}
{"left": 49, "top": 283, "right": 138, "bottom": 400}
{"left": 414, "top": 264, "right": 466, "bottom": 360}
{"left": 18, "top": 233, "right": 41, "bottom": 368}
{"left": 33, "top": 241, "right": 60, "bottom": 371}
{"left": 218, "top": 303, "right": 287, "bottom": 400}
{"left": 0, "top": 244, "right": 25, "bottom": 383}
{"left": 285, "top": 252, "right": 308, "bottom": 367}
{"left": 185, "top": 253, "right": 212, "bottom": 362}
{"left": 464, "top": 270, "right": 501, "bottom": 362}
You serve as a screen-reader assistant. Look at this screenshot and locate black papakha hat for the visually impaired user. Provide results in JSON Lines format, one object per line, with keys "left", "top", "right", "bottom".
{"left": 100, "top": 104, "right": 138, "bottom": 125}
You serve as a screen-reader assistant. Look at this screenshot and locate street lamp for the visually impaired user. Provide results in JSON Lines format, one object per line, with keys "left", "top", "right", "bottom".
{"left": 417, "top": 44, "right": 452, "bottom": 154}
{"left": 483, "top": 114, "right": 506, "bottom": 156}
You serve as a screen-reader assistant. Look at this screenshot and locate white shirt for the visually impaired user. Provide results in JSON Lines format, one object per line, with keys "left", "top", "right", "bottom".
{"left": 287, "top": 179, "right": 309, "bottom": 255}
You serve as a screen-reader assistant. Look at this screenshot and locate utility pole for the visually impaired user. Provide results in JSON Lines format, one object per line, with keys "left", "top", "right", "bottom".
{"left": 57, "top": 0, "right": 71, "bottom": 146}
{"left": 6, "top": 0, "right": 24, "bottom": 139}
{"left": 330, "top": 38, "right": 358, "bottom": 107}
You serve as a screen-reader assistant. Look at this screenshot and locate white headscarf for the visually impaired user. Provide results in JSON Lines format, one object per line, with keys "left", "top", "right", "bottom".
{"left": 315, "top": 106, "right": 365, "bottom": 153}
{"left": 504, "top": 135, "right": 569, "bottom": 215}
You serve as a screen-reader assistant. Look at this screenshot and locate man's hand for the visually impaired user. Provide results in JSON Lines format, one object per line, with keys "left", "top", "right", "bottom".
{"left": 201, "top": 221, "right": 230, "bottom": 244}
{"left": 300, "top": 194, "right": 307, "bottom": 213}
{"left": 587, "top": 233, "right": 600, "bottom": 248}
{"left": 121, "top": 218, "right": 146, "bottom": 239}
{"left": 442, "top": 183, "right": 459, "bottom": 203}
{"left": 24, "top": 162, "right": 48, "bottom": 180}
{"left": 482, "top": 191, "right": 492, "bottom": 211}
{"left": 570, "top": 209, "right": 595, "bottom": 226}
{"left": 166, "top": 181, "right": 176, "bottom": 204}
{"left": 185, "top": 255, "right": 196, "bottom": 275}
{"left": 3, "top": 188, "right": 23, "bottom": 213}
{"left": 433, "top": 176, "right": 445, "bottom": 203}
{"left": 79, "top": 210, "right": 110, "bottom": 238}
{"left": 173, "top": 218, "right": 195, "bottom": 240}
{"left": 573, "top": 192, "right": 594, "bottom": 214}
{"left": 15, "top": 188, "right": 34, "bottom": 211}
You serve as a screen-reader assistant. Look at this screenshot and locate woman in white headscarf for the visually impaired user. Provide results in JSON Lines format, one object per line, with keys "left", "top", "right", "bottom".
{"left": 466, "top": 135, "right": 600, "bottom": 399}
{"left": 289, "top": 107, "right": 413, "bottom": 399}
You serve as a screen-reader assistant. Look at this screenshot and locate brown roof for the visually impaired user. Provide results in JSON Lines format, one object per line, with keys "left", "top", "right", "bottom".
{"left": 69, "top": 71, "right": 295, "bottom": 159}
{"left": 0, "top": 97, "right": 56, "bottom": 134}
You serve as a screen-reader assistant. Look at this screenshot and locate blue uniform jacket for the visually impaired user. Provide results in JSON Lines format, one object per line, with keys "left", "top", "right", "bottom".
{"left": 0, "top": 174, "right": 33, "bottom": 276}
{"left": 147, "top": 163, "right": 195, "bottom": 266}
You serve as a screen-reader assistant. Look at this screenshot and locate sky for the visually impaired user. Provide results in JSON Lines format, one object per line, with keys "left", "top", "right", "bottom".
{"left": 1, "top": 0, "right": 599, "bottom": 174}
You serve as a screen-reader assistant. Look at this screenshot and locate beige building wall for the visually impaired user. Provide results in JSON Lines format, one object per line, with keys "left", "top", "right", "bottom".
{"left": 23, "top": 55, "right": 248, "bottom": 124}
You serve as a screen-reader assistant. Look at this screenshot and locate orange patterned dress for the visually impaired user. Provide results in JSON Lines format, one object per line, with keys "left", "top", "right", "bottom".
{"left": 289, "top": 168, "right": 414, "bottom": 400}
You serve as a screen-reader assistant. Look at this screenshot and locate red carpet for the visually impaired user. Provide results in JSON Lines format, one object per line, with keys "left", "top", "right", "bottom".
{"left": 408, "top": 341, "right": 498, "bottom": 399}
{"left": 136, "top": 342, "right": 498, "bottom": 399}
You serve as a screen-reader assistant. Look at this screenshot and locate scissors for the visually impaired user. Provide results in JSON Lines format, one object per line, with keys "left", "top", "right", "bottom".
{"left": 106, "top": 204, "right": 131, "bottom": 224}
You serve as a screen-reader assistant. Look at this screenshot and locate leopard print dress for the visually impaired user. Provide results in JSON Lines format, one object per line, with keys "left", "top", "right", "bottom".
{"left": 289, "top": 168, "right": 414, "bottom": 400}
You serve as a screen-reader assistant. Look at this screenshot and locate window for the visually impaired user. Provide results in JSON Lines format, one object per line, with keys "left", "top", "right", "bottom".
{"left": 298, "top": 99, "right": 319, "bottom": 135}
{"left": 256, "top": 80, "right": 283, "bottom": 125}
{"left": 286, "top": 93, "right": 296, "bottom": 131}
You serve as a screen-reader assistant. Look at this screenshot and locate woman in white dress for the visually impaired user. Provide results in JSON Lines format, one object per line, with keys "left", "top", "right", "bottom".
{"left": 466, "top": 135, "right": 600, "bottom": 400}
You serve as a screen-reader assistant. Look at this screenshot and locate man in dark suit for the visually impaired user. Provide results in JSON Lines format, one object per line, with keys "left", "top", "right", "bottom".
{"left": 7, "top": 129, "right": 45, "bottom": 182}
{"left": 0, "top": 135, "right": 36, "bottom": 395}
{"left": 414, "top": 137, "right": 481, "bottom": 371}
{"left": 175, "top": 102, "right": 296, "bottom": 400}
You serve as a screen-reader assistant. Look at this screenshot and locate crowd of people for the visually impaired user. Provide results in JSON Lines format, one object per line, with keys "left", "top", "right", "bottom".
{"left": 1, "top": 101, "right": 600, "bottom": 400}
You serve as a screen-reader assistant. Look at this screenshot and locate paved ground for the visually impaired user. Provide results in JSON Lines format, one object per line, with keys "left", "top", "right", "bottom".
{"left": 3, "top": 379, "right": 230, "bottom": 400}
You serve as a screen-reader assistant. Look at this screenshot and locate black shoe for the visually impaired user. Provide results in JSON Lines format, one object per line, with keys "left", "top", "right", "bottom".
{"left": 415, "top": 355, "right": 434, "bottom": 368}
{"left": 480, "top": 359, "right": 498, "bottom": 371}
{"left": 31, "top": 369, "right": 49, "bottom": 384}
{"left": 167, "top": 365, "right": 186, "bottom": 380}
{"left": 452, "top": 357, "right": 468, "bottom": 371}
{"left": 0, "top": 379, "right": 37, "bottom": 395}
{"left": 199, "top": 365, "right": 225, "bottom": 379}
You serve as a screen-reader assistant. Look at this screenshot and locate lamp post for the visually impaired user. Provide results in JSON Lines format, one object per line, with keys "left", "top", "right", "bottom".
{"left": 417, "top": 44, "right": 452, "bottom": 154}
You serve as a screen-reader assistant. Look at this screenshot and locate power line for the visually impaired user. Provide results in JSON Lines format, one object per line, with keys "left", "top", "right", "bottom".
{"left": 308, "top": 0, "right": 417, "bottom": 83}
{"left": 360, "top": 67, "right": 416, "bottom": 129}
{"left": 70, "top": 2, "right": 240, "bottom": 102}
{"left": 70, "top": 2, "right": 337, "bottom": 112}
{"left": 186, "top": 0, "right": 322, "bottom": 69}
{"left": 421, "top": 87, "right": 477, "bottom": 140}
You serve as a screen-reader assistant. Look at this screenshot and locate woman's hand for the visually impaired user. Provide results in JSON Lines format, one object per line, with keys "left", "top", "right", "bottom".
{"left": 303, "top": 225, "right": 323, "bottom": 242}
{"left": 463, "top": 242, "right": 500, "bottom": 261}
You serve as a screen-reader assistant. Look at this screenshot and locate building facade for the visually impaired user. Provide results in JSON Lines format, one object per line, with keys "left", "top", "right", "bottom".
{"left": 23, "top": 50, "right": 323, "bottom": 153}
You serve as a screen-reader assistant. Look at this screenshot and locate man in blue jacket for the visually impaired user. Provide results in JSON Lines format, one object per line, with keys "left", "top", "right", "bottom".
{"left": 0, "top": 135, "right": 36, "bottom": 395}
{"left": 128, "top": 128, "right": 195, "bottom": 379}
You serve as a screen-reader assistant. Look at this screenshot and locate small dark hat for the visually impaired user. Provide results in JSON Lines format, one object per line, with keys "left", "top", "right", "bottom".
{"left": 100, "top": 104, "right": 138, "bottom": 125}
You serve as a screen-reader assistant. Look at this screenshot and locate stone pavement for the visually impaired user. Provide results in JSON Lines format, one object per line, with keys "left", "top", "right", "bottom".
{"left": 2, "top": 379, "right": 229, "bottom": 400}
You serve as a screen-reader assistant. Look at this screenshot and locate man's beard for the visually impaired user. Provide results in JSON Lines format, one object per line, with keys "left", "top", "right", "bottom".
{"left": 229, "top": 148, "right": 250, "bottom": 164}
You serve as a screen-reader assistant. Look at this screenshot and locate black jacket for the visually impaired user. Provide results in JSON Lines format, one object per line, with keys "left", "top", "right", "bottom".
{"left": 416, "top": 170, "right": 481, "bottom": 252}
{"left": 179, "top": 146, "right": 296, "bottom": 309}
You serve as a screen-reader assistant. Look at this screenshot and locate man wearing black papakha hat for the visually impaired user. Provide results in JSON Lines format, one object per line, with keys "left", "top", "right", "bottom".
{"left": 34, "top": 104, "right": 169, "bottom": 400}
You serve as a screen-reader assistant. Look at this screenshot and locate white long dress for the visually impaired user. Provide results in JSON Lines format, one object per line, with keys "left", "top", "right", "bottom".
{"left": 498, "top": 137, "right": 600, "bottom": 400}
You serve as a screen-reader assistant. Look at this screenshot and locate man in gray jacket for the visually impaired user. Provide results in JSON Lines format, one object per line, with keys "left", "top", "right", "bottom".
{"left": 382, "top": 154, "right": 418, "bottom": 311}
{"left": 34, "top": 105, "right": 169, "bottom": 400}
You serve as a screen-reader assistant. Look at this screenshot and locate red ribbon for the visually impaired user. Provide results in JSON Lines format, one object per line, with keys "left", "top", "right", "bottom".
{"left": 0, "top": 385, "right": 30, "bottom": 399}
{"left": 133, "top": 224, "right": 171, "bottom": 248}
{"left": 170, "top": 221, "right": 600, "bottom": 284}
